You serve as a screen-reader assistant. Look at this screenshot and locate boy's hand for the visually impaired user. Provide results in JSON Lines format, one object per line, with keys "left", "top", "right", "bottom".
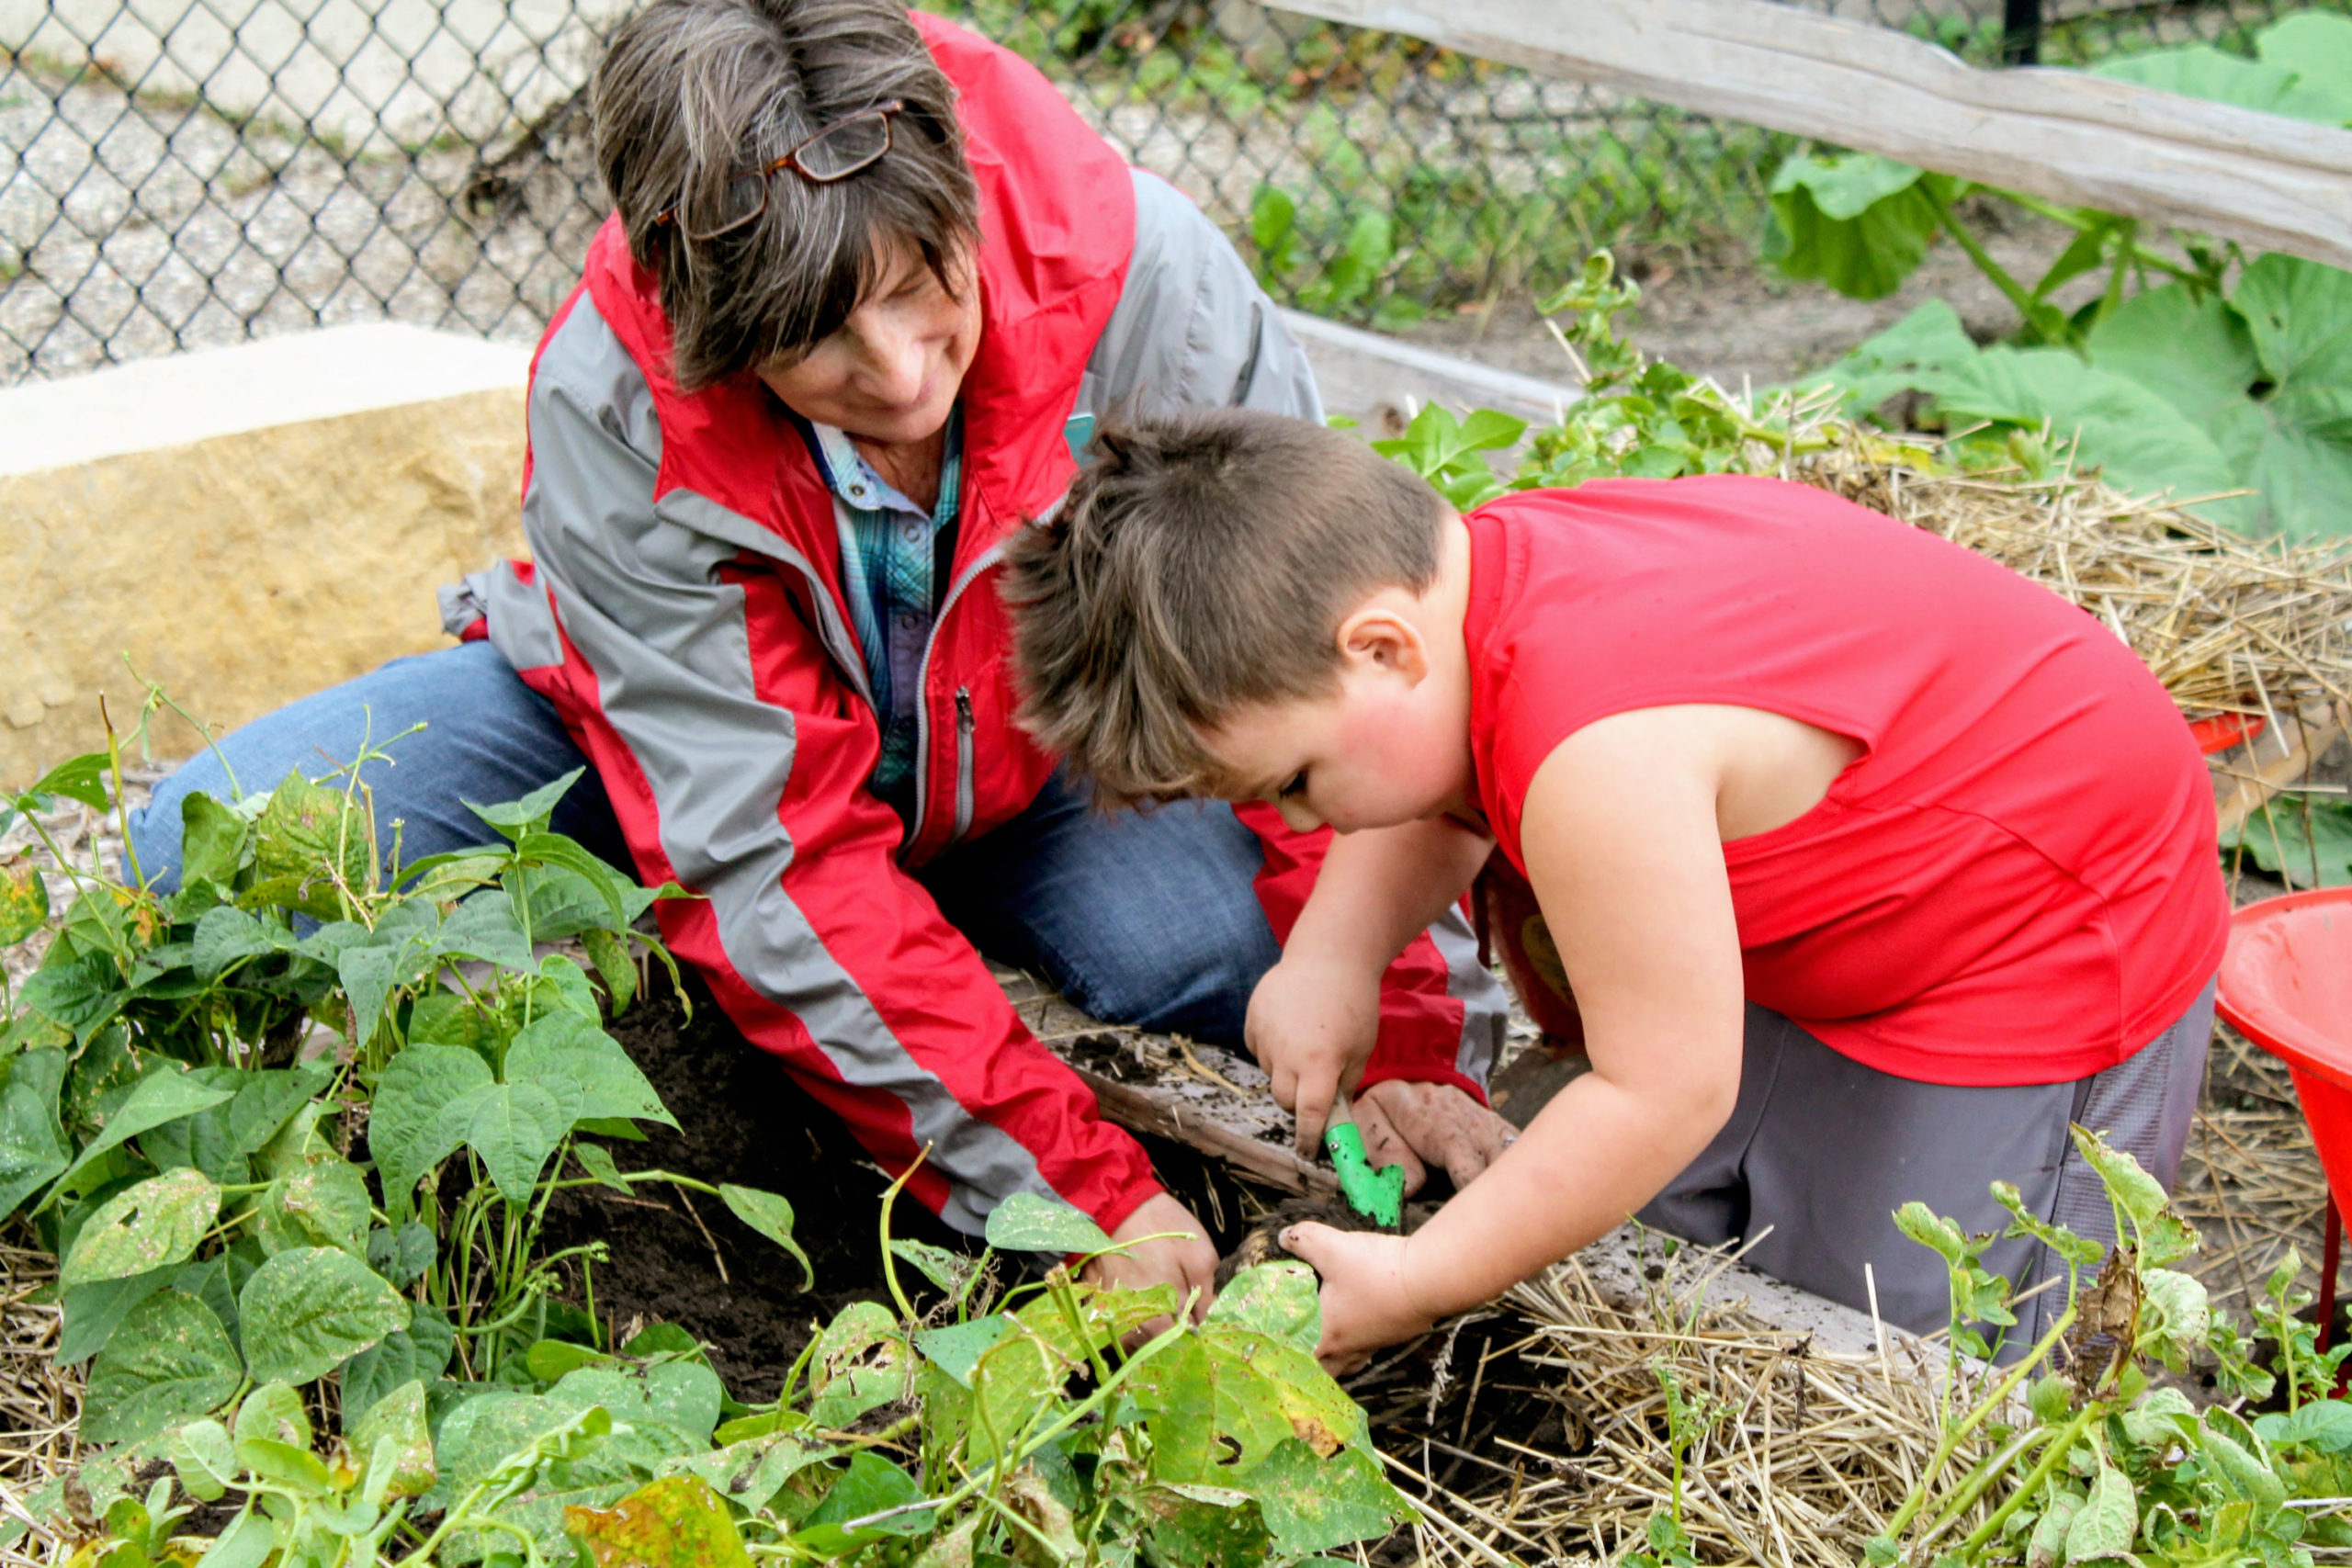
{"left": 1245, "top": 953, "right": 1382, "bottom": 1156}
{"left": 1279, "top": 1222, "right": 1435, "bottom": 1375}
{"left": 1083, "top": 1191, "right": 1220, "bottom": 1326}
{"left": 1354, "top": 1078, "right": 1516, "bottom": 1195}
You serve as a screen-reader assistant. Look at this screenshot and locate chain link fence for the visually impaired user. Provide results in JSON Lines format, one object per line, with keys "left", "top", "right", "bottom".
{"left": 0, "top": 0, "right": 2340, "bottom": 380}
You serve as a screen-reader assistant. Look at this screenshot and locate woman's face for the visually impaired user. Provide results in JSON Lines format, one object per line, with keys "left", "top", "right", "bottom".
{"left": 756, "top": 239, "right": 981, "bottom": 446}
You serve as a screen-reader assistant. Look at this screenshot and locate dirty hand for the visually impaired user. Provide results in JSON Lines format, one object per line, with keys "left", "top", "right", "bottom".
{"left": 1082, "top": 1190, "right": 1220, "bottom": 1325}
{"left": 1244, "top": 952, "right": 1382, "bottom": 1156}
{"left": 1280, "top": 1222, "right": 1434, "bottom": 1375}
{"left": 1352, "top": 1078, "right": 1518, "bottom": 1197}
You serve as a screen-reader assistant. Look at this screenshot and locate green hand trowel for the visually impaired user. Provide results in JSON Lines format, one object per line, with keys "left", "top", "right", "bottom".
{"left": 1323, "top": 1095, "right": 1407, "bottom": 1228}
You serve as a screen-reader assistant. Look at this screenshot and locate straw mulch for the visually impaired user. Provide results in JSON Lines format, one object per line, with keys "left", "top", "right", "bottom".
{"left": 0, "top": 1228, "right": 79, "bottom": 1568}
{"left": 1798, "top": 437, "right": 2352, "bottom": 736}
{"left": 1358, "top": 1236, "right": 1962, "bottom": 1568}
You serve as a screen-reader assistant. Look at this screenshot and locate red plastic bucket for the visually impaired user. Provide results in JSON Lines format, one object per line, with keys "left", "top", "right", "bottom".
{"left": 2217, "top": 888, "right": 2352, "bottom": 1212}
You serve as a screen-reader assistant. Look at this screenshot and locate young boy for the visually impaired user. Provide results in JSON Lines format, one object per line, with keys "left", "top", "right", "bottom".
{"left": 1005, "top": 411, "right": 2228, "bottom": 1371}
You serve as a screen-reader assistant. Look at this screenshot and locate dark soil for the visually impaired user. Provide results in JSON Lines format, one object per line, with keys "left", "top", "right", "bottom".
{"left": 540, "top": 968, "right": 1270, "bottom": 1402}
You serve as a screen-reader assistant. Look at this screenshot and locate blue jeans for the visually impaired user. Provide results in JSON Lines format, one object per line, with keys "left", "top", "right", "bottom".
{"left": 128, "top": 640, "right": 1281, "bottom": 1042}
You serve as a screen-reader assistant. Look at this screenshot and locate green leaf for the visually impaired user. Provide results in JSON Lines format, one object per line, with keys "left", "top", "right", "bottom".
{"left": 227, "top": 1064, "right": 333, "bottom": 1156}
{"left": 248, "top": 770, "right": 376, "bottom": 920}
{"left": 2067, "top": 1126, "right": 2169, "bottom": 1232}
{"left": 2222, "top": 799, "right": 2352, "bottom": 888}
{"left": 61, "top": 1168, "right": 220, "bottom": 1288}
{"left": 888, "top": 1238, "right": 974, "bottom": 1297}
{"left": 1934, "top": 345, "right": 2252, "bottom": 525}
{"left": 233, "top": 1381, "right": 311, "bottom": 1450}
{"left": 1249, "top": 1439, "right": 1408, "bottom": 1556}
{"left": 2064, "top": 1453, "right": 2138, "bottom": 1562}
{"left": 0, "top": 1047, "right": 72, "bottom": 1220}
{"left": 573, "top": 1142, "right": 631, "bottom": 1193}
{"left": 427, "top": 890, "right": 536, "bottom": 971}
{"left": 807, "top": 1301, "right": 911, "bottom": 1431}
{"left": 21, "top": 753, "right": 110, "bottom": 814}
{"left": 164, "top": 1417, "right": 239, "bottom": 1503}
{"left": 0, "top": 859, "right": 48, "bottom": 945}
{"left": 2139, "top": 1268, "right": 2211, "bottom": 1368}
{"left": 801, "top": 1451, "right": 932, "bottom": 1542}
{"left": 667, "top": 1431, "right": 837, "bottom": 1517}
{"left": 582, "top": 928, "right": 638, "bottom": 1014}
{"left": 55, "top": 1266, "right": 174, "bottom": 1365}
{"left": 80, "top": 1291, "right": 243, "bottom": 1444}
{"left": 514, "top": 833, "right": 632, "bottom": 926}
{"left": 366, "top": 1043, "right": 492, "bottom": 1201}
{"left": 1815, "top": 300, "right": 1984, "bottom": 415}
{"left": 444, "top": 1080, "right": 571, "bottom": 1201}
{"left": 465, "top": 769, "right": 587, "bottom": 839}
{"left": 1250, "top": 184, "right": 1297, "bottom": 261}
{"left": 1766, "top": 155, "right": 1946, "bottom": 300}
{"left": 53, "top": 1066, "right": 238, "bottom": 1198}
{"left": 2256, "top": 13, "right": 2352, "bottom": 106}
{"left": 347, "top": 1379, "right": 436, "bottom": 1499}
{"left": 338, "top": 1303, "right": 455, "bottom": 1426}
{"left": 718, "top": 1184, "right": 814, "bottom": 1289}
{"left": 1205, "top": 1262, "right": 1320, "bottom": 1353}
{"left": 2225, "top": 255, "right": 2352, "bottom": 540}
{"left": 1123, "top": 1481, "right": 1271, "bottom": 1568}
{"left": 506, "top": 1013, "right": 676, "bottom": 1130}
{"left": 237, "top": 1246, "right": 410, "bottom": 1385}
{"left": 551, "top": 1360, "right": 724, "bottom": 1449}
{"left": 914, "top": 1314, "right": 1012, "bottom": 1386}
{"left": 177, "top": 793, "right": 249, "bottom": 892}
{"left": 258, "top": 1156, "right": 371, "bottom": 1259}
{"left": 1894, "top": 1201, "right": 1970, "bottom": 1265}
{"left": 565, "top": 1473, "right": 753, "bottom": 1568}
{"left": 2095, "top": 46, "right": 2352, "bottom": 126}
{"left": 234, "top": 1435, "right": 330, "bottom": 1496}
{"left": 18, "top": 952, "right": 132, "bottom": 1044}
{"left": 983, "top": 1190, "right": 1113, "bottom": 1256}
{"left": 2254, "top": 1399, "right": 2352, "bottom": 1451}
{"left": 198, "top": 1509, "right": 277, "bottom": 1568}
{"left": 367, "top": 1222, "right": 436, "bottom": 1288}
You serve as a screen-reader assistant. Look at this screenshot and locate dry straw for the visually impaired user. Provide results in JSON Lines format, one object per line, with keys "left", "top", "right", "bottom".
{"left": 1795, "top": 427, "right": 2352, "bottom": 739}
{"left": 1, "top": 1229, "right": 79, "bottom": 1568}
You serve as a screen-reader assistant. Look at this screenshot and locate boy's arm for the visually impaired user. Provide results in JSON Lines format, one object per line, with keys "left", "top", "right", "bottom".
{"left": 1245, "top": 817, "right": 1494, "bottom": 1147}
{"left": 1284, "top": 713, "right": 1748, "bottom": 1366}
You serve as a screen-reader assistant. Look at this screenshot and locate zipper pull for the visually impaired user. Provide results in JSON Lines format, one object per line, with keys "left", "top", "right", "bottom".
{"left": 956, "top": 688, "right": 975, "bottom": 735}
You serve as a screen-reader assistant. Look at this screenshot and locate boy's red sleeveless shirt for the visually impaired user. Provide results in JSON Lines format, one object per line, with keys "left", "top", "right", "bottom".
{"left": 1464, "top": 475, "right": 2229, "bottom": 1086}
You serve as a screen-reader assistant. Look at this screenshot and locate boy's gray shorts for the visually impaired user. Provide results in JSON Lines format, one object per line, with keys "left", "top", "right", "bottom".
{"left": 1636, "top": 980, "right": 2216, "bottom": 1359}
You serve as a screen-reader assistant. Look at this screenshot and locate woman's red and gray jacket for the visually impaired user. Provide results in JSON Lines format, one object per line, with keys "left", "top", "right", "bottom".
{"left": 438, "top": 14, "right": 1506, "bottom": 1235}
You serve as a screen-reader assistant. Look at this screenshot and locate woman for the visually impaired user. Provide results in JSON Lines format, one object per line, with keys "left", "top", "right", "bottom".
{"left": 133, "top": 0, "right": 1513, "bottom": 1304}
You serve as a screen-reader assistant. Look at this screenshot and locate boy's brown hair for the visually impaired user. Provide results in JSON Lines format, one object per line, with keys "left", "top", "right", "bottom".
{"left": 1003, "top": 409, "right": 1447, "bottom": 805}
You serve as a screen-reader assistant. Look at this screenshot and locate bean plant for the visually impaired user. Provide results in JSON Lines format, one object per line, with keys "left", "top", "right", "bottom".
{"left": 0, "top": 719, "right": 1409, "bottom": 1566}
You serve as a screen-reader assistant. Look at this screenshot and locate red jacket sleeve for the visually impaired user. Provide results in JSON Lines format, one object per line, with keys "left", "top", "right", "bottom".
{"left": 1235, "top": 803, "right": 1499, "bottom": 1103}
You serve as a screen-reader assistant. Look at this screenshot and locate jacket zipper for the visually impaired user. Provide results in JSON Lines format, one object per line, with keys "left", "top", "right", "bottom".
{"left": 910, "top": 541, "right": 1006, "bottom": 850}
{"left": 952, "top": 688, "right": 976, "bottom": 843}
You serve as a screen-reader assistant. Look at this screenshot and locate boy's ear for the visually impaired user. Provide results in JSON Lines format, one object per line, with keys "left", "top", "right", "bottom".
{"left": 1336, "top": 604, "right": 1430, "bottom": 682}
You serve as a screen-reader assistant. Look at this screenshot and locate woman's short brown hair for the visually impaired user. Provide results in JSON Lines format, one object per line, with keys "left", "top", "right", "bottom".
{"left": 1004, "top": 410, "right": 1447, "bottom": 806}
{"left": 593, "top": 0, "right": 980, "bottom": 390}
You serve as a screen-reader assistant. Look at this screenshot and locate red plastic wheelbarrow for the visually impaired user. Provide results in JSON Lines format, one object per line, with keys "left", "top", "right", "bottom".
{"left": 2216, "top": 887, "right": 2352, "bottom": 1346}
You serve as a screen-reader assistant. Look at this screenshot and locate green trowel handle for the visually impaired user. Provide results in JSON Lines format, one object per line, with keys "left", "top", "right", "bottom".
{"left": 1324, "top": 1119, "right": 1407, "bottom": 1228}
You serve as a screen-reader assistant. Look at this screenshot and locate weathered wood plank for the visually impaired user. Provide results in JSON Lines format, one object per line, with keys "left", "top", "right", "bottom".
{"left": 1266, "top": 0, "right": 2352, "bottom": 271}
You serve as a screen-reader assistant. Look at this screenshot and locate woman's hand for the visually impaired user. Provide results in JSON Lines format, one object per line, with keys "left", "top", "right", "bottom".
{"left": 1279, "top": 1222, "right": 1437, "bottom": 1375}
{"left": 1245, "top": 953, "right": 1384, "bottom": 1155}
{"left": 1082, "top": 1191, "right": 1221, "bottom": 1325}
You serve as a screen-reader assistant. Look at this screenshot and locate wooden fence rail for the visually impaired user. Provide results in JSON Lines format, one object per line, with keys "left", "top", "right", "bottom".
{"left": 1266, "top": 0, "right": 2352, "bottom": 272}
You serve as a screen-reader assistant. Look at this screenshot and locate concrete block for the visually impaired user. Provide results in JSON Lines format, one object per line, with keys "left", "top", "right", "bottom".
{"left": 1, "top": 325, "right": 531, "bottom": 788}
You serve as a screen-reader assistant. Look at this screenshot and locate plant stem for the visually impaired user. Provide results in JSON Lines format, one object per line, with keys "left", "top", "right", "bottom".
{"left": 1919, "top": 183, "right": 2043, "bottom": 332}
{"left": 1884, "top": 1303, "right": 2077, "bottom": 1539}
{"left": 1955, "top": 1404, "right": 2102, "bottom": 1558}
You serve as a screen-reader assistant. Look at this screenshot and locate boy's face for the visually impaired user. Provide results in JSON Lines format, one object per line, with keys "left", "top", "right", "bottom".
{"left": 1199, "top": 608, "right": 1471, "bottom": 836}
